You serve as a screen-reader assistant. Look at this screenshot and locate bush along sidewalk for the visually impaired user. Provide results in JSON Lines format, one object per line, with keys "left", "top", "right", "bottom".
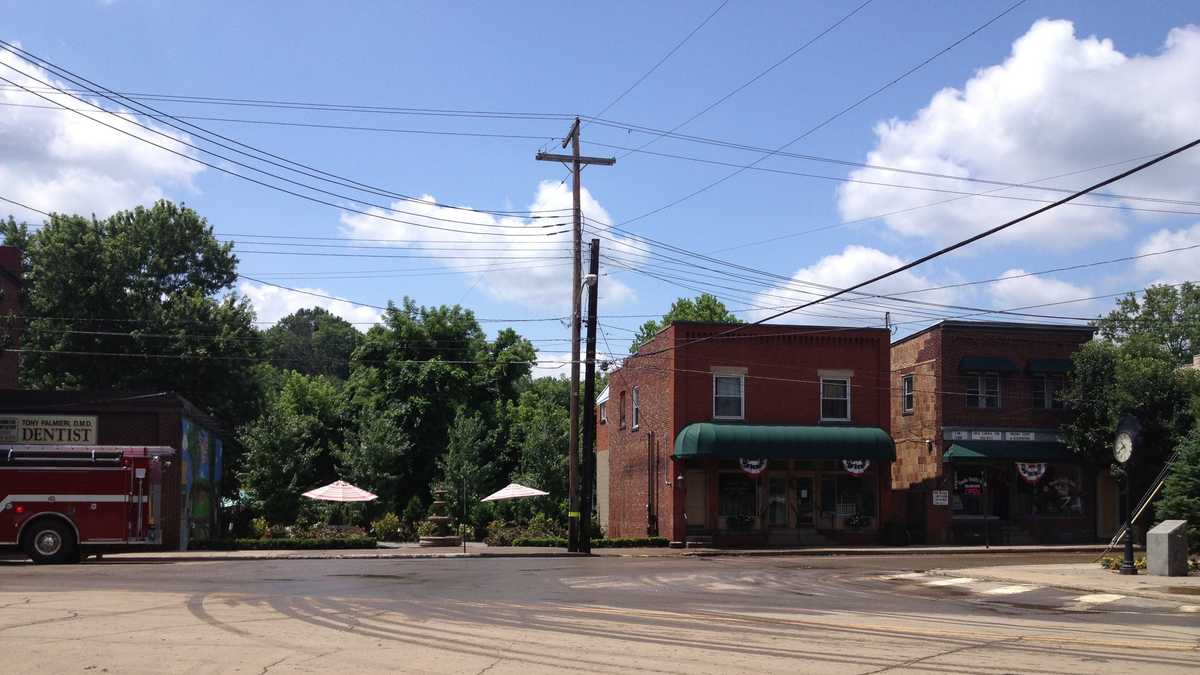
{"left": 190, "top": 537, "right": 378, "bottom": 551}
{"left": 508, "top": 536, "right": 669, "bottom": 548}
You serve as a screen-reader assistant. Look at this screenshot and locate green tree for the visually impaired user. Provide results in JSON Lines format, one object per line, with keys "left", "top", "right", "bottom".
{"left": 505, "top": 377, "right": 571, "bottom": 503}
{"left": 1094, "top": 283, "right": 1200, "bottom": 365}
{"left": 264, "top": 307, "right": 362, "bottom": 379}
{"left": 631, "top": 293, "right": 741, "bottom": 352}
{"left": 437, "top": 410, "right": 497, "bottom": 517}
{"left": 1157, "top": 428, "right": 1200, "bottom": 550}
{"left": 345, "top": 299, "right": 535, "bottom": 503}
{"left": 2, "top": 202, "right": 264, "bottom": 489}
{"left": 339, "top": 407, "right": 413, "bottom": 517}
{"left": 238, "top": 371, "right": 351, "bottom": 524}
{"left": 1063, "top": 338, "right": 1200, "bottom": 474}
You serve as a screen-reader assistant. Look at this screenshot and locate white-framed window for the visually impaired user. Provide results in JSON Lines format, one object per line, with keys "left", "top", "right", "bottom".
{"left": 713, "top": 373, "right": 744, "bottom": 420}
{"left": 1033, "top": 374, "right": 1065, "bottom": 410}
{"left": 966, "top": 373, "right": 1001, "bottom": 409}
{"left": 599, "top": 402, "right": 607, "bottom": 424}
{"left": 901, "top": 374, "right": 915, "bottom": 414}
{"left": 631, "top": 386, "right": 640, "bottom": 430}
{"left": 820, "top": 377, "right": 851, "bottom": 421}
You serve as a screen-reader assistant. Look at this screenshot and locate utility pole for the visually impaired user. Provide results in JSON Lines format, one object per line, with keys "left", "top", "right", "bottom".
{"left": 536, "top": 117, "right": 614, "bottom": 552}
{"left": 580, "top": 239, "right": 600, "bottom": 554}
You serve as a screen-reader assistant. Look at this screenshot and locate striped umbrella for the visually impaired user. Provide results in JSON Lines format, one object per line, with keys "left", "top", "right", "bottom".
{"left": 480, "top": 482, "right": 550, "bottom": 502}
{"left": 302, "top": 480, "right": 378, "bottom": 502}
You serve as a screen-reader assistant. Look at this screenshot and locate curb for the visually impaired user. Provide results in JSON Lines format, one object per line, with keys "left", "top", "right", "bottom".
{"left": 923, "top": 567, "right": 1195, "bottom": 603}
{"left": 55, "top": 544, "right": 1114, "bottom": 564}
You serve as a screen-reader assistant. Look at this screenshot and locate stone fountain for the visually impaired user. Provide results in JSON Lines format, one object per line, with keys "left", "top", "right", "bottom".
{"left": 418, "top": 487, "right": 461, "bottom": 547}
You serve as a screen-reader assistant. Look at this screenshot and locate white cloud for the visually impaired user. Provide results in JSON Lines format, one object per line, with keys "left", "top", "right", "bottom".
{"left": 531, "top": 350, "right": 572, "bottom": 380}
{"left": 238, "top": 280, "right": 382, "bottom": 327}
{"left": 838, "top": 20, "right": 1200, "bottom": 250}
{"left": 339, "top": 181, "right": 644, "bottom": 309}
{"left": 1135, "top": 222, "right": 1200, "bottom": 284}
{"left": 0, "top": 46, "right": 202, "bottom": 221}
{"left": 746, "top": 245, "right": 960, "bottom": 325}
{"left": 987, "top": 269, "right": 1094, "bottom": 314}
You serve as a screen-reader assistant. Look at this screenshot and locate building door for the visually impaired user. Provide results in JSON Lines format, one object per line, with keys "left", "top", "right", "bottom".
{"left": 685, "top": 470, "right": 707, "bottom": 529}
{"left": 793, "top": 477, "right": 814, "bottom": 527}
{"left": 767, "top": 476, "right": 789, "bottom": 528}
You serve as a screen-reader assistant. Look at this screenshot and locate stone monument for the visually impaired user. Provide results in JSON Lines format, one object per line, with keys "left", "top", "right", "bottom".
{"left": 418, "top": 487, "right": 461, "bottom": 547}
{"left": 1147, "top": 520, "right": 1188, "bottom": 576}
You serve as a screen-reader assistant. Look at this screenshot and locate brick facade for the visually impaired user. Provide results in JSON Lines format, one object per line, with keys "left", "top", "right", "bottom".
{"left": 890, "top": 321, "right": 1104, "bottom": 544}
{"left": 598, "top": 322, "right": 893, "bottom": 544}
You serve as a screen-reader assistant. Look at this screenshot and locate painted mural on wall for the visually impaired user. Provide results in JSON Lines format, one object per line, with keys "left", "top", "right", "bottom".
{"left": 181, "top": 417, "right": 222, "bottom": 542}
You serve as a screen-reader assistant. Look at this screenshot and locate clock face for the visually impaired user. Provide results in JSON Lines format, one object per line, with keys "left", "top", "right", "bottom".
{"left": 1114, "top": 432, "right": 1133, "bottom": 463}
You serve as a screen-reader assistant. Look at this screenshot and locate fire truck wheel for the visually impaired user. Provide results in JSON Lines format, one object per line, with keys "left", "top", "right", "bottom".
{"left": 22, "top": 519, "right": 77, "bottom": 564}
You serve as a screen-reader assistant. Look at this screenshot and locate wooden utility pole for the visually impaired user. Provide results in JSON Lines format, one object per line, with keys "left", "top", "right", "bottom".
{"left": 580, "top": 239, "right": 600, "bottom": 554}
{"left": 536, "top": 118, "right": 614, "bottom": 553}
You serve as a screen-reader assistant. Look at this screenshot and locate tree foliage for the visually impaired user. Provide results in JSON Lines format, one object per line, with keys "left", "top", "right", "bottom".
{"left": 1094, "top": 283, "right": 1200, "bottom": 366}
{"left": 1157, "top": 428, "right": 1200, "bottom": 550}
{"left": 631, "top": 293, "right": 741, "bottom": 352}
{"left": 264, "top": 307, "right": 362, "bottom": 379}
{"left": 238, "top": 371, "right": 351, "bottom": 524}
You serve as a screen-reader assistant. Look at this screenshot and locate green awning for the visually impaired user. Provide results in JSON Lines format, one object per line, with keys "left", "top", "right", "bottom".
{"left": 959, "top": 356, "right": 1018, "bottom": 373}
{"left": 943, "top": 441, "right": 1074, "bottom": 462}
{"left": 673, "top": 423, "right": 895, "bottom": 461}
{"left": 1028, "top": 358, "right": 1072, "bottom": 374}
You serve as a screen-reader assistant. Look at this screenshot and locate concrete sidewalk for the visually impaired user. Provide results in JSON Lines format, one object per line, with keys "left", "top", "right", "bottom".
{"left": 927, "top": 562, "right": 1200, "bottom": 602}
{"left": 1, "top": 541, "right": 1112, "bottom": 564}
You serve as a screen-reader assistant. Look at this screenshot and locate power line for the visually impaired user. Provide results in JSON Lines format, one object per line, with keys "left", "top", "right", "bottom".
{"left": 614, "top": 0, "right": 878, "bottom": 158}
{"left": 632, "top": 136, "right": 1200, "bottom": 358}
{"left": 591, "top": 0, "right": 731, "bottom": 119}
{"left": 0, "top": 42, "right": 569, "bottom": 220}
{"left": 608, "top": 0, "right": 1028, "bottom": 228}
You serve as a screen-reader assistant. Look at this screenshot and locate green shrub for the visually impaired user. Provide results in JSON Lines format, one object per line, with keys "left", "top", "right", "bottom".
{"left": 416, "top": 520, "right": 438, "bottom": 537}
{"left": 250, "top": 516, "right": 270, "bottom": 539}
{"left": 1157, "top": 429, "right": 1200, "bottom": 552}
{"left": 370, "top": 513, "right": 402, "bottom": 542}
{"left": 592, "top": 537, "right": 669, "bottom": 548}
{"left": 191, "top": 538, "right": 377, "bottom": 551}
{"left": 511, "top": 536, "right": 568, "bottom": 547}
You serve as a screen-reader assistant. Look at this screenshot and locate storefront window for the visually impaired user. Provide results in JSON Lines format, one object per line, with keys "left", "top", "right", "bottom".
{"left": 818, "top": 469, "right": 876, "bottom": 528}
{"left": 718, "top": 473, "right": 757, "bottom": 528}
{"left": 1016, "top": 463, "right": 1084, "bottom": 516}
{"left": 952, "top": 466, "right": 986, "bottom": 515}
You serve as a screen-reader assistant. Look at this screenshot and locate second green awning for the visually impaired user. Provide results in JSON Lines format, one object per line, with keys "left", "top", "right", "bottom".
{"left": 673, "top": 423, "right": 895, "bottom": 460}
{"left": 943, "top": 441, "right": 1074, "bottom": 462}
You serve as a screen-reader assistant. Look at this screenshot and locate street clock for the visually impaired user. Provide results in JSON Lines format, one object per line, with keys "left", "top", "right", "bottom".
{"left": 1114, "top": 415, "right": 1140, "bottom": 464}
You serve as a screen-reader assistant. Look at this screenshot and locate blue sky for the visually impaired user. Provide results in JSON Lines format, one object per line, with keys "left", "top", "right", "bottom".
{"left": 2, "top": 1, "right": 1198, "bottom": 373}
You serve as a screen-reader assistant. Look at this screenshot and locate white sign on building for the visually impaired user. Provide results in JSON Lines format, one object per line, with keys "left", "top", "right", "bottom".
{"left": 0, "top": 415, "right": 99, "bottom": 444}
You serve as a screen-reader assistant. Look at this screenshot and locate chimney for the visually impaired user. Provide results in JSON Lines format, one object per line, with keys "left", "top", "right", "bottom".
{"left": 0, "top": 246, "right": 22, "bottom": 389}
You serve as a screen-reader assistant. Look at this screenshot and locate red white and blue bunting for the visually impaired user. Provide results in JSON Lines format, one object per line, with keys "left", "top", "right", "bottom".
{"left": 842, "top": 459, "right": 870, "bottom": 476}
{"left": 739, "top": 458, "right": 768, "bottom": 476}
{"left": 1016, "top": 462, "right": 1047, "bottom": 484}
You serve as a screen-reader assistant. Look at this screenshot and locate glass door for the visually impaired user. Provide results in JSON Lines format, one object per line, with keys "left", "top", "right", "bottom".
{"left": 794, "top": 477, "right": 814, "bottom": 527}
{"left": 767, "top": 476, "right": 788, "bottom": 527}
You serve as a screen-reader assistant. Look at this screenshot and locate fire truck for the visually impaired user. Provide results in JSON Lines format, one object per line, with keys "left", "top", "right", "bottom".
{"left": 0, "top": 445, "right": 175, "bottom": 563}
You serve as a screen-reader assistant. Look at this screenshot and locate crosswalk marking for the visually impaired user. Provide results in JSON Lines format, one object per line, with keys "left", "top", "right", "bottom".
{"left": 1179, "top": 605, "right": 1199, "bottom": 613}
{"left": 878, "top": 572, "right": 927, "bottom": 581}
{"left": 1073, "top": 593, "right": 1124, "bottom": 604}
{"left": 925, "top": 577, "right": 975, "bottom": 587}
{"left": 982, "top": 585, "right": 1039, "bottom": 595}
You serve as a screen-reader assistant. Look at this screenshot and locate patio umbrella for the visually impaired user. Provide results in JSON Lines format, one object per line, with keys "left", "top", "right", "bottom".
{"left": 480, "top": 482, "right": 549, "bottom": 502}
{"left": 302, "top": 480, "right": 378, "bottom": 502}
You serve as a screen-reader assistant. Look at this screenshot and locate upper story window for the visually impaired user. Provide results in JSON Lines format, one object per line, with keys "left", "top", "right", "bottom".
{"left": 966, "top": 373, "right": 1001, "bottom": 409}
{"left": 618, "top": 391, "right": 627, "bottom": 429}
{"left": 820, "top": 377, "right": 851, "bottom": 421}
{"left": 1033, "top": 374, "right": 1066, "bottom": 410}
{"left": 713, "top": 374, "right": 745, "bottom": 420}
{"left": 599, "top": 402, "right": 607, "bottom": 424}
{"left": 901, "top": 374, "right": 915, "bottom": 414}
{"left": 632, "top": 386, "right": 640, "bottom": 430}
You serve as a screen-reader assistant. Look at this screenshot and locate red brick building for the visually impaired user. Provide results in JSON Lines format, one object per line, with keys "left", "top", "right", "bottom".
{"left": 0, "top": 246, "right": 21, "bottom": 389}
{"left": 597, "top": 322, "right": 896, "bottom": 547}
{"left": 890, "top": 320, "right": 1113, "bottom": 545}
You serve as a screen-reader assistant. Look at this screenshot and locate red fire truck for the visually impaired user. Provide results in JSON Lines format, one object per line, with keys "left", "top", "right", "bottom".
{"left": 1, "top": 445, "right": 175, "bottom": 563}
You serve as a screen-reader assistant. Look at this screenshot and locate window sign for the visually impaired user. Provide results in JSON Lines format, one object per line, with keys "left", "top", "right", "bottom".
{"left": 0, "top": 415, "right": 98, "bottom": 444}
{"left": 932, "top": 490, "right": 950, "bottom": 506}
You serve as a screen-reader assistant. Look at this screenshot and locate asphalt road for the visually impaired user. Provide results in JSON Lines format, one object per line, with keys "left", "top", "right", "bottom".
{"left": 1, "top": 553, "right": 1196, "bottom": 673}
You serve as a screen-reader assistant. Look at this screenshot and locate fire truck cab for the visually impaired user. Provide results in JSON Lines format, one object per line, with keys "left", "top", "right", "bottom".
{"left": 0, "top": 445, "right": 175, "bottom": 563}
